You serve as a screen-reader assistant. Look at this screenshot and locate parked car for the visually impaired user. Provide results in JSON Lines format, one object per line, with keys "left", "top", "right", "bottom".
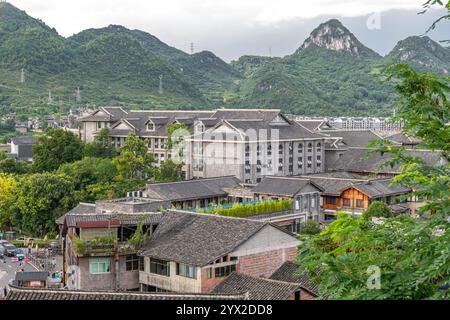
{"left": 2, "top": 243, "right": 17, "bottom": 257}
{"left": 0, "top": 240, "right": 9, "bottom": 246}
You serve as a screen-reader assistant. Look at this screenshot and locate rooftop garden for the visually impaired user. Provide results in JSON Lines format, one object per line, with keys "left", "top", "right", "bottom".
{"left": 197, "top": 200, "right": 292, "bottom": 218}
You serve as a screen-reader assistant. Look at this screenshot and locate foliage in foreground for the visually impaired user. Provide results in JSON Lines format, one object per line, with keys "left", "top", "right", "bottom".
{"left": 298, "top": 214, "right": 449, "bottom": 299}
{"left": 297, "top": 61, "right": 449, "bottom": 299}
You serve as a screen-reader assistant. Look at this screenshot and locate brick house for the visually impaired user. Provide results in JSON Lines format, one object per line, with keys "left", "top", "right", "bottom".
{"left": 137, "top": 210, "right": 300, "bottom": 294}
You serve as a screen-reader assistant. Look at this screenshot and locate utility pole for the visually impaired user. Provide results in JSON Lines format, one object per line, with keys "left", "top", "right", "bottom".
{"left": 269, "top": 47, "right": 272, "bottom": 58}
{"left": 20, "top": 68, "right": 25, "bottom": 84}
{"left": 190, "top": 42, "right": 194, "bottom": 55}
{"left": 48, "top": 90, "right": 53, "bottom": 105}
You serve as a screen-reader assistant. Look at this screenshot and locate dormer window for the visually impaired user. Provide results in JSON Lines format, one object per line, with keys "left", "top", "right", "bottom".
{"left": 196, "top": 123, "right": 205, "bottom": 133}
{"left": 147, "top": 121, "right": 155, "bottom": 132}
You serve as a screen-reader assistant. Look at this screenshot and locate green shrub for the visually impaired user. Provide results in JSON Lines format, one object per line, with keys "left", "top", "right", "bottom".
{"left": 362, "top": 201, "right": 393, "bottom": 220}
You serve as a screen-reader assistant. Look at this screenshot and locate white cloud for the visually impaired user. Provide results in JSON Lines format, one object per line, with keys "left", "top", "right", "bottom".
{"left": 8, "top": 0, "right": 425, "bottom": 36}
{"left": 5, "top": 0, "right": 446, "bottom": 61}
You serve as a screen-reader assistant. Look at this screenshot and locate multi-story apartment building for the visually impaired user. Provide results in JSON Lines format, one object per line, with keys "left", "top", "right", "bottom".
{"left": 185, "top": 110, "right": 327, "bottom": 183}
{"left": 80, "top": 107, "right": 328, "bottom": 181}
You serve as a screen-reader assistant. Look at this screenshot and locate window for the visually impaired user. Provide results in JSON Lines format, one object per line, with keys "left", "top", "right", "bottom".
{"left": 326, "top": 197, "right": 337, "bottom": 205}
{"left": 177, "top": 263, "right": 197, "bottom": 279}
{"left": 150, "top": 259, "right": 170, "bottom": 277}
{"left": 126, "top": 254, "right": 140, "bottom": 271}
{"left": 298, "top": 143, "right": 303, "bottom": 153}
{"left": 267, "top": 145, "right": 272, "bottom": 156}
{"left": 279, "top": 144, "right": 283, "bottom": 155}
{"left": 147, "top": 122, "right": 155, "bottom": 131}
{"left": 215, "top": 264, "right": 236, "bottom": 278}
{"left": 311, "top": 197, "right": 316, "bottom": 208}
{"left": 205, "top": 268, "right": 212, "bottom": 279}
{"left": 316, "top": 142, "right": 322, "bottom": 152}
{"left": 307, "top": 143, "right": 313, "bottom": 152}
{"left": 356, "top": 199, "right": 364, "bottom": 208}
{"left": 89, "top": 258, "right": 111, "bottom": 274}
{"left": 343, "top": 198, "right": 351, "bottom": 207}
{"left": 139, "top": 256, "right": 145, "bottom": 271}
{"left": 97, "top": 122, "right": 102, "bottom": 129}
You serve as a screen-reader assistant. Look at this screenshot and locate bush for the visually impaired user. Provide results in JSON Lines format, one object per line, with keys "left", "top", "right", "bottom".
{"left": 206, "top": 200, "right": 292, "bottom": 218}
{"left": 362, "top": 201, "right": 393, "bottom": 220}
{"left": 73, "top": 235, "right": 87, "bottom": 255}
{"left": 300, "top": 220, "right": 321, "bottom": 235}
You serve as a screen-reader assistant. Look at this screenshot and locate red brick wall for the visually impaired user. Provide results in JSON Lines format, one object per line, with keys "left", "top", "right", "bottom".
{"left": 200, "top": 268, "right": 226, "bottom": 293}
{"left": 238, "top": 247, "right": 298, "bottom": 278}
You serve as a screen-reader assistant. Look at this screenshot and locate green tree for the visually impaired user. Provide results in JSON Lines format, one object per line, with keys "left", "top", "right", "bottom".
{"left": 57, "top": 157, "right": 117, "bottom": 190}
{"left": 0, "top": 174, "right": 17, "bottom": 229}
{"left": 83, "top": 128, "right": 117, "bottom": 159}
{"left": 0, "top": 151, "right": 31, "bottom": 174}
{"left": 362, "top": 201, "right": 393, "bottom": 220}
{"left": 155, "top": 159, "right": 183, "bottom": 182}
{"left": 300, "top": 220, "right": 321, "bottom": 235}
{"left": 297, "top": 66, "right": 450, "bottom": 300}
{"left": 15, "top": 173, "right": 76, "bottom": 236}
{"left": 33, "top": 128, "right": 84, "bottom": 172}
{"left": 113, "top": 133, "right": 154, "bottom": 181}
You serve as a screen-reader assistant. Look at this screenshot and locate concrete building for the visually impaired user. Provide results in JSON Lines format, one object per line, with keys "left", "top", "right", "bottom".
{"left": 186, "top": 110, "right": 327, "bottom": 183}
{"left": 9, "top": 136, "right": 36, "bottom": 162}
{"left": 57, "top": 198, "right": 169, "bottom": 291}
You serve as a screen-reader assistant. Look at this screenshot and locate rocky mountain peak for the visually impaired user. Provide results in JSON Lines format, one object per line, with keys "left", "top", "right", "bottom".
{"left": 298, "top": 19, "right": 379, "bottom": 58}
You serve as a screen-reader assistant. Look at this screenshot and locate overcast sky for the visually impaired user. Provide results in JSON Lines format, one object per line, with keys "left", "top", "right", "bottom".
{"left": 7, "top": 0, "right": 450, "bottom": 61}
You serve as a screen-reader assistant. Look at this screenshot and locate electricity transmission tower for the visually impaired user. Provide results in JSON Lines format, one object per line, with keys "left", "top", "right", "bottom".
{"left": 76, "top": 87, "right": 81, "bottom": 103}
{"left": 158, "top": 75, "right": 163, "bottom": 95}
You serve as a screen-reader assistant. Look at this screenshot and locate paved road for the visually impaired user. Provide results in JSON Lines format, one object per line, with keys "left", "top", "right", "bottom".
{"left": 0, "top": 255, "right": 37, "bottom": 295}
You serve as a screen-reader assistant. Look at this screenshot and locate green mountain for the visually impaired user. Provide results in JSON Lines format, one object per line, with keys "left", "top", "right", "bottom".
{"left": 69, "top": 25, "right": 242, "bottom": 103}
{"left": 230, "top": 55, "right": 278, "bottom": 77}
{"left": 0, "top": 3, "right": 230, "bottom": 115}
{"left": 384, "top": 36, "right": 450, "bottom": 75}
{"left": 229, "top": 20, "right": 394, "bottom": 116}
{"left": 0, "top": 2, "right": 449, "bottom": 118}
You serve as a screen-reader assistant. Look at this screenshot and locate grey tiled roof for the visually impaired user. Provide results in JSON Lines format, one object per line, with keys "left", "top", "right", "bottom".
{"left": 328, "top": 148, "right": 446, "bottom": 174}
{"left": 211, "top": 109, "right": 281, "bottom": 122}
{"left": 352, "top": 179, "right": 411, "bottom": 198}
{"left": 143, "top": 176, "right": 240, "bottom": 201}
{"left": 269, "top": 261, "right": 319, "bottom": 296}
{"left": 138, "top": 211, "right": 268, "bottom": 266}
{"left": 10, "top": 136, "right": 36, "bottom": 145}
{"left": 296, "top": 120, "right": 331, "bottom": 131}
{"left": 324, "top": 130, "right": 384, "bottom": 147}
{"left": 5, "top": 285, "right": 246, "bottom": 300}
{"left": 15, "top": 272, "right": 48, "bottom": 282}
{"left": 55, "top": 203, "right": 96, "bottom": 225}
{"left": 212, "top": 272, "right": 300, "bottom": 300}
{"left": 387, "top": 132, "right": 421, "bottom": 145}
{"left": 252, "top": 176, "right": 321, "bottom": 197}
{"left": 65, "top": 212, "right": 163, "bottom": 228}
{"left": 0, "top": 145, "right": 11, "bottom": 153}
{"left": 308, "top": 177, "right": 364, "bottom": 196}
{"left": 226, "top": 120, "right": 324, "bottom": 140}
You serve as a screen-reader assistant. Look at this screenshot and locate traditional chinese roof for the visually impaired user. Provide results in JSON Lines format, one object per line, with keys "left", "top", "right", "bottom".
{"left": 212, "top": 272, "right": 300, "bottom": 300}
{"left": 5, "top": 285, "right": 246, "bottom": 300}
